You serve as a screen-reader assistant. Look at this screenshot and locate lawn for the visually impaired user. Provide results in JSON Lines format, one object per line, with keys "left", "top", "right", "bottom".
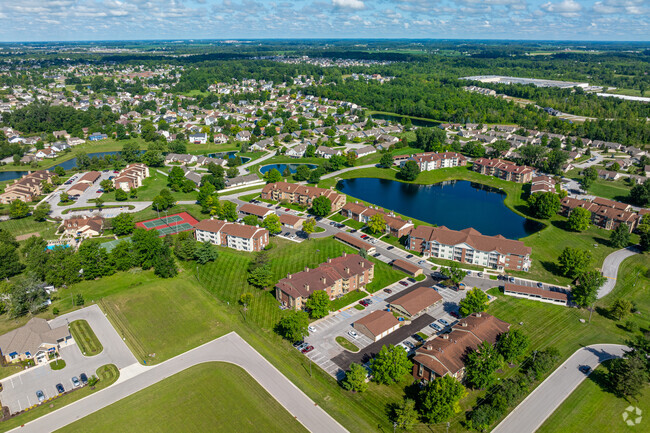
{"left": 587, "top": 178, "right": 633, "bottom": 203}
{"left": 130, "top": 170, "right": 197, "bottom": 202}
{"left": 57, "top": 363, "right": 307, "bottom": 433}
{"left": 69, "top": 319, "right": 103, "bottom": 356}
{"left": 330, "top": 291, "right": 367, "bottom": 311}
{"left": 49, "top": 359, "right": 66, "bottom": 370}
{"left": 366, "top": 257, "right": 407, "bottom": 293}
{"left": 336, "top": 336, "right": 360, "bottom": 352}
{"left": 538, "top": 361, "right": 649, "bottom": 433}
{"left": 0, "top": 216, "right": 58, "bottom": 239}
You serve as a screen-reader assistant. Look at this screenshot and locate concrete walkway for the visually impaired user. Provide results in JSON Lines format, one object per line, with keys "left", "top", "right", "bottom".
{"left": 598, "top": 245, "right": 640, "bottom": 299}
{"left": 10, "top": 332, "right": 347, "bottom": 433}
{"left": 320, "top": 164, "right": 377, "bottom": 179}
{"left": 493, "top": 344, "right": 628, "bottom": 433}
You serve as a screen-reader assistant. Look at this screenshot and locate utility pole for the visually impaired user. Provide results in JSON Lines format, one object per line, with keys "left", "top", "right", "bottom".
{"left": 393, "top": 422, "right": 397, "bottom": 433}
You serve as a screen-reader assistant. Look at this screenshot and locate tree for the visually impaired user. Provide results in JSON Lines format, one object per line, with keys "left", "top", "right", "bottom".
{"left": 121, "top": 141, "right": 141, "bottom": 163}
{"left": 8, "top": 276, "right": 49, "bottom": 318}
{"left": 341, "top": 363, "right": 368, "bottom": 393}
{"left": 9, "top": 199, "right": 30, "bottom": 219}
{"left": 173, "top": 232, "right": 198, "bottom": 261}
{"left": 398, "top": 160, "right": 420, "bottom": 181}
{"left": 557, "top": 247, "right": 592, "bottom": 279}
{"left": 32, "top": 203, "right": 50, "bottom": 221}
{"left": 95, "top": 197, "right": 105, "bottom": 209}
{"left": 168, "top": 166, "right": 185, "bottom": 190}
{"left": 628, "top": 180, "right": 650, "bottom": 207}
{"left": 497, "top": 329, "right": 530, "bottom": 363}
{"left": 60, "top": 191, "right": 70, "bottom": 203}
{"left": 572, "top": 270, "right": 606, "bottom": 307}
{"left": 219, "top": 200, "right": 238, "bottom": 221}
{"left": 114, "top": 189, "right": 128, "bottom": 201}
{"left": 294, "top": 164, "right": 311, "bottom": 181}
{"left": 77, "top": 240, "right": 113, "bottom": 280}
{"left": 197, "top": 182, "right": 218, "bottom": 213}
{"left": 308, "top": 168, "right": 324, "bottom": 184}
{"left": 441, "top": 261, "right": 465, "bottom": 286}
{"left": 242, "top": 215, "right": 259, "bottom": 226}
{"left": 262, "top": 213, "right": 282, "bottom": 235}
{"left": 607, "top": 354, "right": 648, "bottom": 398}
{"left": 459, "top": 287, "right": 489, "bottom": 317}
{"left": 610, "top": 223, "right": 630, "bottom": 248}
{"left": 131, "top": 228, "right": 163, "bottom": 270}
{"left": 110, "top": 241, "right": 135, "bottom": 272}
{"left": 580, "top": 166, "right": 598, "bottom": 190}
{"left": 609, "top": 299, "right": 633, "bottom": 321}
{"left": 302, "top": 218, "right": 316, "bottom": 239}
{"left": 311, "top": 195, "right": 331, "bottom": 217}
{"left": 264, "top": 168, "right": 283, "bottom": 184}
{"left": 371, "top": 345, "right": 412, "bottom": 384}
{"left": 305, "top": 290, "right": 331, "bottom": 319}
{"left": 100, "top": 179, "right": 114, "bottom": 192}
{"left": 379, "top": 153, "right": 394, "bottom": 168}
{"left": 0, "top": 243, "right": 24, "bottom": 279}
{"left": 391, "top": 399, "right": 418, "bottom": 431}
{"left": 54, "top": 166, "right": 66, "bottom": 176}
{"left": 112, "top": 213, "right": 135, "bottom": 236}
{"left": 368, "top": 213, "right": 386, "bottom": 235}
{"left": 194, "top": 241, "right": 219, "bottom": 264}
{"left": 465, "top": 341, "right": 504, "bottom": 389}
{"left": 415, "top": 127, "right": 446, "bottom": 152}
{"left": 153, "top": 244, "right": 177, "bottom": 278}
{"left": 567, "top": 207, "right": 591, "bottom": 231}
{"left": 527, "top": 192, "right": 561, "bottom": 219}
{"left": 247, "top": 265, "right": 273, "bottom": 288}
{"left": 276, "top": 310, "right": 309, "bottom": 343}
{"left": 22, "top": 236, "right": 49, "bottom": 280}
{"left": 419, "top": 375, "right": 466, "bottom": 423}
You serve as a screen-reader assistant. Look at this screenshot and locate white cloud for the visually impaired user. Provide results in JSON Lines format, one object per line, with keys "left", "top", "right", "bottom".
{"left": 332, "top": 0, "right": 365, "bottom": 10}
{"left": 593, "top": 0, "right": 646, "bottom": 15}
{"left": 540, "top": 0, "right": 583, "bottom": 17}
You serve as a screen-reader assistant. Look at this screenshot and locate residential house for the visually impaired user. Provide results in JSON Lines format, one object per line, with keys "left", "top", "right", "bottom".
{"left": 353, "top": 145, "right": 376, "bottom": 158}
{"left": 165, "top": 153, "right": 198, "bottom": 165}
{"left": 279, "top": 214, "right": 304, "bottom": 229}
{"left": 286, "top": 143, "right": 308, "bottom": 158}
{"left": 315, "top": 146, "right": 342, "bottom": 159}
{"left": 0, "top": 318, "right": 71, "bottom": 365}
{"left": 35, "top": 148, "right": 57, "bottom": 159}
{"left": 262, "top": 182, "right": 346, "bottom": 212}
{"left": 67, "top": 137, "right": 85, "bottom": 146}
{"left": 596, "top": 169, "right": 620, "bottom": 181}
{"left": 88, "top": 132, "right": 108, "bottom": 141}
{"left": 59, "top": 216, "right": 105, "bottom": 238}
{"left": 189, "top": 132, "right": 208, "bottom": 144}
{"left": 236, "top": 130, "right": 252, "bottom": 141}
{"left": 194, "top": 218, "right": 269, "bottom": 252}
{"left": 224, "top": 174, "right": 261, "bottom": 188}
{"left": 214, "top": 133, "right": 228, "bottom": 144}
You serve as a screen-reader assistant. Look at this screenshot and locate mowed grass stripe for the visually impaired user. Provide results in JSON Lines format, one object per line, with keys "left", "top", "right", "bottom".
{"left": 69, "top": 320, "right": 103, "bottom": 356}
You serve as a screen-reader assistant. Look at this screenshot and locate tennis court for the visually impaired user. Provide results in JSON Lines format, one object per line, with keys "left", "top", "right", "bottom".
{"left": 157, "top": 223, "right": 194, "bottom": 236}
{"left": 141, "top": 214, "right": 183, "bottom": 229}
{"left": 135, "top": 212, "right": 199, "bottom": 237}
{"left": 101, "top": 237, "right": 132, "bottom": 252}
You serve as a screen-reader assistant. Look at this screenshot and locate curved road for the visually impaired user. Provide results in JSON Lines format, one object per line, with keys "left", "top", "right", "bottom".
{"left": 493, "top": 344, "right": 628, "bottom": 433}
{"left": 598, "top": 245, "right": 640, "bottom": 299}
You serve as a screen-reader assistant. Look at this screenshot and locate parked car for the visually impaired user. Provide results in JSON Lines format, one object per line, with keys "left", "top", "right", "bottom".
{"left": 406, "top": 254, "right": 413, "bottom": 259}
{"left": 285, "top": 208, "right": 290, "bottom": 212}
{"left": 387, "top": 246, "right": 394, "bottom": 250}
{"left": 407, "top": 278, "right": 416, "bottom": 283}
{"left": 383, "top": 288, "right": 392, "bottom": 294}
{"left": 55, "top": 383, "right": 65, "bottom": 394}
{"left": 308, "top": 326, "right": 316, "bottom": 333}
{"left": 36, "top": 390, "right": 45, "bottom": 402}
{"left": 302, "top": 345, "right": 314, "bottom": 354}
{"left": 478, "top": 272, "right": 483, "bottom": 277}
{"left": 508, "top": 276, "right": 516, "bottom": 283}
{"left": 450, "top": 311, "right": 460, "bottom": 319}
{"left": 373, "top": 253, "right": 381, "bottom": 257}
{"left": 537, "top": 282, "right": 544, "bottom": 288}
{"left": 293, "top": 340, "right": 304, "bottom": 348}
{"left": 439, "top": 318, "right": 449, "bottom": 326}
{"left": 418, "top": 260, "right": 425, "bottom": 265}
{"left": 466, "top": 271, "right": 472, "bottom": 275}
{"left": 71, "top": 377, "right": 81, "bottom": 388}
{"left": 430, "top": 323, "right": 442, "bottom": 331}
{"left": 80, "top": 373, "right": 88, "bottom": 385}
{"left": 297, "top": 342, "right": 309, "bottom": 351}
{"left": 399, "top": 281, "right": 408, "bottom": 287}
{"left": 348, "top": 330, "right": 358, "bottom": 338}
{"left": 403, "top": 341, "right": 415, "bottom": 349}
{"left": 359, "top": 300, "right": 369, "bottom": 307}
{"left": 413, "top": 334, "right": 425, "bottom": 343}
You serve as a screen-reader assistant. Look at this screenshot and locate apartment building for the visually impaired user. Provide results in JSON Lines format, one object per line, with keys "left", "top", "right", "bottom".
{"left": 261, "top": 182, "right": 346, "bottom": 213}
{"left": 113, "top": 163, "right": 150, "bottom": 192}
{"left": 560, "top": 196, "right": 640, "bottom": 232}
{"left": 396, "top": 151, "right": 467, "bottom": 171}
{"left": 59, "top": 216, "right": 105, "bottom": 239}
{"left": 0, "top": 170, "right": 55, "bottom": 204}
{"left": 472, "top": 158, "right": 535, "bottom": 183}
{"left": 194, "top": 218, "right": 269, "bottom": 252}
{"left": 341, "top": 202, "right": 414, "bottom": 238}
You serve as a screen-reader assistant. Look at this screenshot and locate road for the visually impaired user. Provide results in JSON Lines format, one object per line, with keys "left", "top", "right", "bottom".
{"left": 320, "top": 164, "right": 378, "bottom": 179}
{"left": 238, "top": 149, "right": 276, "bottom": 174}
{"left": 598, "top": 245, "right": 640, "bottom": 298}
{"left": 493, "top": 344, "right": 628, "bottom": 433}
{"left": 11, "top": 332, "right": 347, "bottom": 433}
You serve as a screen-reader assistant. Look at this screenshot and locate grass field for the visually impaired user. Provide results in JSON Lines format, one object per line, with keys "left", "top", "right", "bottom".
{"left": 69, "top": 320, "right": 103, "bottom": 356}
{"left": 58, "top": 362, "right": 307, "bottom": 433}
{"left": 0, "top": 216, "right": 58, "bottom": 239}
{"left": 336, "top": 336, "right": 360, "bottom": 352}
{"left": 538, "top": 361, "right": 649, "bottom": 433}
{"left": 586, "top": 178, "right": 633, "bottom": 202}
{"left": 130, "top": 170, "right": 197, "bottom": 202}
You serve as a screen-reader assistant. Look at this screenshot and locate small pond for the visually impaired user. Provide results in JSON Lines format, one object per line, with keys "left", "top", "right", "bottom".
{"left": 259, "top": 163, "right": 318, "bottom": 174}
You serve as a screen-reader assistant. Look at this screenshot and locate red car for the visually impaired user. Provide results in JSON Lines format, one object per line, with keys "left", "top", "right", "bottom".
{"left": 450, "top": 311, "right": 460, "bottom": 319}
{"left": 383, "top": 288, "right": 392, "bottom": 294}
{"left": 285, "top": 208, "right": 290, "bottom": 211}
{"left": 301, "top": 345, "right": 314, "bottom": 354}
{"left": 399, "top": 281, "right": 409, "bottom": 287}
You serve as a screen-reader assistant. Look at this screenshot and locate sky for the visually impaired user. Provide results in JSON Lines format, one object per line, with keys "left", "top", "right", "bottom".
{"left": 0, "top": 0, "right": 647, "bottom": 42}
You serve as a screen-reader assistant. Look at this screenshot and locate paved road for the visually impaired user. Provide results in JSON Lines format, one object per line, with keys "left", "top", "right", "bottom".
{"left": 598, "top": 245, "right": 640, "bottom": 298}
{"left": 238, "top": 149, "right": 276, "bottom": 174}
{"left": 320, "top": 164, "right": 377, "bottom": 179}
{"left": 11, "top": 332, "right": 347, "bottom": 433}
{"left": 493, "top": 344, "right": 628, "bottom": 433}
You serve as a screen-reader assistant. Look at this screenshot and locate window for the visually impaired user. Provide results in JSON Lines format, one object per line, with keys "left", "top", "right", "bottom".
{"left": 418, "top": 364, "right": 423, "bottom": 376}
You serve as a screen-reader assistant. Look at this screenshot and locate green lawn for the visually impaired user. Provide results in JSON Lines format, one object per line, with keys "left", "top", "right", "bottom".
{"left": 366, "top": 257, "right": 407, "bottom": 293}
{"left": 587, "top": 178, "right": 633, "bottom": 203}
{"left": 0, "top": 216, "right": 58, "bottom": 239}
{"left": 49, "top": 359, "right": 66, "bottom": 370}
{"left": 330, "top": 291, "right": 367, "bottom": 311}
{"left": 538, "top": 361, "right": 649, "bottom": 433}
{"left": 130, "top": 170, "right": 197, "bottom": 202}
{"left": 336, "top": 336, "right": 360, "bottom": 352}
{"left": 69, "top": 320, "right": 103, "bottom": 356}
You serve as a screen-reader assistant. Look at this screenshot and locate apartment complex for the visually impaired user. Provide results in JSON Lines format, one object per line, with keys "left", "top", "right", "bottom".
{"left": 261, "top": 182, "right": 346, "bottom": 213}
{"left": 341, "top": 202, "right": 414, "bottom": 238}
{"left": 408, "top": 226, "right": 532, "bottom": 271}
{"left": 412, "top": 313, "right": 510, "bottom": 382}
{"left": 194, "top": 218, "right": 269, "bottom": 252}
{"left": 276, "top": 253, "right": 374, "bottom": 310}
{"left": 530, "top": 175, "right": 556, "bottom": 194}
{"left": 67, "top": 171, "right": 101, "bottom": 196}
{"left": 560, "top": 196, "right": 640, "bottom": 232}
{"left": 59, "top": 216, "right": 105, "bottom": 239}
{"left": 394, "top": 151, "right": 467, "bottom": 171}
{"left": 113, "top": 163, "right": 150, "bottom": 191}
{"left": 0, "top": 170, "right": 55, "bottom": 204}
{"left": 472, "top": 158, "right": 535, "bottom": 183}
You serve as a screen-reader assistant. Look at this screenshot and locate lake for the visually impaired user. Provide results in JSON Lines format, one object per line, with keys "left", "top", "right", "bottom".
{"left": 207, "top": 151, "right": 250, "bottom": 163}
{"left": 371, "top": 113, "right": 440, "bottom": 128}
{"left": 259, "top": 163, "right": 318, "bottom": 174}
{"left": 0, "top": 151, "right": 122, "bottom": 182}
{"left": 336, "top": 178, "right": 542, "bottom": 239}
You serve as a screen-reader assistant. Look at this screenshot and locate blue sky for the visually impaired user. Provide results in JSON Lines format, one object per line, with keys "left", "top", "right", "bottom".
{"left": 0, "top": 0, "right": 647, "bottom": 42}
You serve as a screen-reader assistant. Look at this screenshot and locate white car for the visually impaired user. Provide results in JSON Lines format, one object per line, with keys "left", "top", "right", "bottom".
{"left": 348, "top": 330, "right": 358, "bottom": 339}
{"left": 308, "top": 326, "right": 316, "bottom": 333}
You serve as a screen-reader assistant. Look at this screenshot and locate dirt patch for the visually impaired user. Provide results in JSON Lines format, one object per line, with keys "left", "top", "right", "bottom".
{"left": 15, "top": 232, "right": 41, "bottom": 241}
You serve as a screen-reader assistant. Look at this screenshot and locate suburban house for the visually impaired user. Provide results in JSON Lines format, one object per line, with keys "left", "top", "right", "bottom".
{"left": 276, "top": 253, "right": 375, "bottom": 310}
{"left": 397, "top": 151, "right": 468, "bottom": 171}
{"left": 235, "top": 130, "right": 251, "bottom": 141}
{"left": 0, "top": 170, "right": 55, "bottom": 204}
{"left": 59, "top": 216, "right": 105, "bottom": 238}
{"left": 0, "top": 318, "right": 71, "bottom": 365}
{"left": 88, "top": 132, "right": 108, "bottom": 141}
{"left": 35, "top": 148, "right": 57, "bottom": 159}
{"left": 353, "top": 310, "right": 400, "bottom": 342}
{"left": 194, "top": 218, "right": 269, "bottom": 252}
{"left": 503, "top": 283, "right": 568, "bottom": 306}
{"left": 224, "top": 174, "right": 261, "bottom": 188}
{"left": 530, "top": 175, "right": 556, "bottom": 194}
{"left": 239, "top": 203, "right": 275, "bottom": 219}
{"left": 412, "top": 313, "right": 510, "bottom": 383}
{"left": 408, "top": 226, "right": 532, "bottom": 272}
{"left": 113, "top": 163, "right": 149, "bottom": 192}
{"left": 353, "top": 145, "right": 376, "bottom": 158}
{"left": 315, "top": 146, "right": 342, "bottom": 159}
{"left": 340, "top": 202, "right": 414, "bottom": 238}
{"left": 472, "top": 158, "right": 535, "bottom": 183}
{"left": 286, "top": 143, "right": 308, "bottom": 158}
{"left": 261, "top": 182, "right": 346, "bottom": 213}
{"left": 560, "top": 196, "right": 639, "bottom": 232}
{"left": 189, "top": 132, "right": 208, "bottom": 144}
{"left": 165, "top": 153, "right": 198, "bottom": 165}
{"left": 597, "top": 169, "right": 620, "bottom": 181}
{"left": 389, "top": 286, "right": 443, "bottom": 319}
{"left": 67, "top": 137, "right": 85, "bottom": 146}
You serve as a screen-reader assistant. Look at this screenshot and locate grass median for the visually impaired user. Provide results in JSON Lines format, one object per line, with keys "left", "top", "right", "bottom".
{"left": 69, "top": 320, "right": 103, "bottom": 356}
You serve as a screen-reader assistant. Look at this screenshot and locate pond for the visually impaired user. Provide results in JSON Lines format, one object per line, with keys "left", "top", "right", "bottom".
{"left": 336, "top": 178, "right": 543, "bottom": 239}
{"left": 206, "top": 151, "right": 250, "bottom": 164}
{"left": 259, "top": 163, "right": 318, "bottom": 174}
{"left": 371, "top": 113, "right": 440, "bottom": 128}
{"left": 0, "top": 151, "right": 123, "bottom": 182}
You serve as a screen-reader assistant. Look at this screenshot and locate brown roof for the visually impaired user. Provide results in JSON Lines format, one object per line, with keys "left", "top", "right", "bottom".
{"left": 0, "top": 318, "right": 69, "bottom": 357}
{"left": 391, "top": 259, "right": 421, "bottom": 275}
{"left": 354, "top": 310, "right": 399, "bottom": 337}
{"left": 592, "top": 197, "right": 630, "bottom": 211}
{"left": 239, "top": 203, "right": 273, "bottom": 218}
{"left": 410, "top": 226, "right": 531, "bottom": 256}
{"left": 262, "top": 182, "right": 344, "bottom": 204}
{"left": 473, "top": 158, "right": 534, "bottom": 175}
{"left": 504, "top": 283, "right": 568, "bottom": 302}
{"left": 77, "top": 171, "right": 101, "bottom": 183}
{"left": 279, "top": 214, "right": 304, "bottom": 226}
{"left": 334, "top": 232, "right": 373, "bottom": 251}
{"left": 390, "top": 286, "right": 442, "bottom": 316}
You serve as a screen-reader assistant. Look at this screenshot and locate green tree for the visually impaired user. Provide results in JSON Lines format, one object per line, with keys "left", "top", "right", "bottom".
{"left": 262, "top": 213, "right": 282, "bottom": 235}
{"left": 247, "top": 265, "right": 273, "bottom": 288}
{"left": 368, "top": 213, "right": 386, "bottom": 235}
{"left": 557, "top": 247, "right": 592, "bottom": 279}
{"left": 32, "top": 203, "right": 50, "bottom": 221}
{"left": 197, "top": 182, "right": 217, "bottom": 213}
{"left": 308, "top": 168, "right": 323, "bottom": 184}
{"left": 398, "top": 160, "right": 420, "bottom": 181}
{"left": 628, "top": 180, "right": 650, "bottom": 207}
{"left": 567, "top": 207, "right": 591, "bottom": 231}
{"left": 459, "top": 287, "right": 489, "bottom": 317}
{"left": 242, "top": 215, "right": 259, "bottom": 226}
{"left": 379, "top": 153, "right": 394, "bottom": 168}
{"left": 294, "top": 164, "right": 311, "bottom": 181}
{"left": 219, "top": 200, "right": 238, "bottom": 221}
{"left": 121, "top": 141, "right": 141, "bottom": 163}
{"left": 465, "top": 341, "right": 504, "bottom": 389}
{"left": 100, "top": 179, "right": 114, "bottom": 192}
{"left": 497, "top": 329, "right": 530, "bottom": 363}
{"left": 110, "top": 241, "right": 135, "bottom": 272}
{"left": 610, "top": 223, "right": 630, "bottom": 248}
{"left": 580, "top": 166, "right": 598, "bottom": 190}
{"left": 419, "top": 375, "right": 466, "bottom": 423}
{"left": 302, "top": 218, "right": 316, "bottom": 239}
{"left": 95, "top": 197, "right": 105, "bottom": 209}
{"left": 168, "top": 166, "right": 185, "bottom": 190}
{"left": 311, "top": 195, "right": 332, "bottom": 217}
{"left": 341, "top": 363, "right": 368, "bottom": 393}
{"left": 22, "top": 236, "right": 49, "bottom": 280}
{"left": 115, "top": 189, "right": 128, "bottom": 201}
{"left": 77, "top": 240, "right": 113, "bottom": 280}
{"left": 276, "top": 310, "right": 309, "bottom": 343}
{"left": 264, "top": 168, "right": 283, "bottom": 184}
{"left": 527, "top": 192, "right": 561, "bottom": 219}
{"left": 0, "top": 243, "right": 24, "bottom": 279}
{"left": 391, "top": 399, "right": 418, "bottom": 431}
{"left": 173, "top": 232, "right": 198, "bottom": 261}
{"left": 60, "top": 191, "right": 70, "bottom": 203}
{"left": 131, "top": 228, "right": 163, "bottom": 270}
{"left": 153, "top": 244, "right": 177, "bottom": 278}
{"left": 305, "top": 290, "right": 331, "bottom": 319}
{"left": 9, "top": 199, "right": 30, "bottom": 219}
{"left": 371, "top": 345, "right": 412, "bottom": 385}
{"left": 609, "top": 299, "right": 633, "bottom": 321}
{"left": 194, "top": 241, "right": 219, "bottom": 264}
{"left": 54, "top": 166, "right": 65, "bottom": 176}
{"left": 441, "top": 261, "right": 465, "bottom": 287}
{"left": 573, "top": 270, "right": 606, "bottom": 307}
{"left": 111, "top": 213, "right": 135, "bottom": 236}
{"left": 607, "top": 354, "right": 648, "bottom": 398}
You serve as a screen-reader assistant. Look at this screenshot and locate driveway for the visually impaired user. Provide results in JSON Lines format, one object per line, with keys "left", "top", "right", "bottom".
{"left": 0, "top": 305, "right": 137, "bottom": 414}
{"left": 598, "top": 245, "right": 640, "bottom": 298}
{"left": 12, "top": 332, "right": 348, "bottom": 433}
{"left": 493, "top": 344, "right": 628, "bottom": 433}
